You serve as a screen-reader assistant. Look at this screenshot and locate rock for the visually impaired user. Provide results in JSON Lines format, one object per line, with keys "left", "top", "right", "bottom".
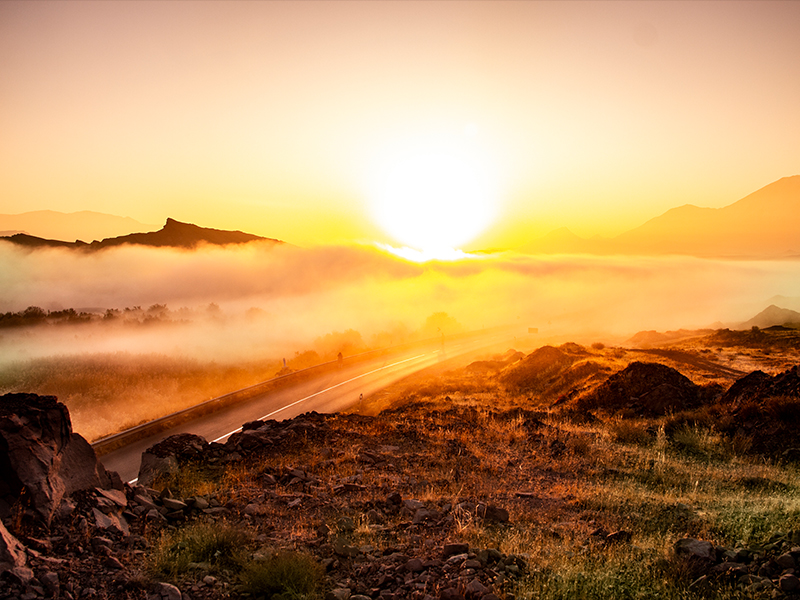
{"left": 403, "top": 499, "right": 426, "bottom": 510}
{"left": 6, "top": 565, "right": 34, "bottom": 584}
{"left": 780, "top": 574, "right": 800, "bottom": 592}
{"left": 326, "top": 589, "right": 351, "bottom": 600}
{"left": 0, "top": 518, "right": 27, "bottom": 570}
{"left": 675, "top": 538, "right": 715, "bottom": 561}
{"left": 93, "top": 507, "right": 130, "bottom": 536}
{"left": 103, "top": 556, "right": 124, "bottom": 570}
{"left": 0, "top": 393, "right": 120, "bottom": 525}
{"left": 406, "top": 558, "right": 425, "bottom": 572}
{"left": 137, "top": 453, "right": 179, "bottom": 488}
{"left": 775, "top": 552, "right": 796, "bottom": 570}
{"left": 148, "top": 582, "right": 182, "bottom": 600}
{"left": 40, "top": 570, "right": 59, "bottom": 595}
{"left": 95, "top": 487, "right": 127, "bottom": 508}
{"left": 478, "top": 504, "right": 509, "bottom": 523}
{"left": 465, "top": 579, "right": 490, "bottom": 598}
{"left": 443, "top": 543, "right": 470, "bottom": 558}
{"left": 162, "top": 498, "right": 188, "bottom": 512}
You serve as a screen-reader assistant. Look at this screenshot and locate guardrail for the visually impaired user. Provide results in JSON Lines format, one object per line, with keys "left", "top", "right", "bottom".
{"left": 91, "top": 328, "right": 503, "bottom": 456}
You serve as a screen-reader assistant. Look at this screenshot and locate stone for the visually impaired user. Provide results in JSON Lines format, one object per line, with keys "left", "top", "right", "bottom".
{"left": 780, "top": 574, "right": 800, "bottom": 592}
{"left": 95, "top": 487, "right": 127, "bottom": 508}
{"left": 326, "top": 589, "right": 351, "bottom": 600}
{"left": 137, "top": 453, "right": 179, "bottom": 488}
{"left": 0, "top": 393, "right": 119, "bottom": 525}
{"left": 0, "top": 518, "right": 27, "bottom": 570}
{"left": 103, "top": 556, "right": 124, "bottom": 570}
{"left": 148, "top": 582, "right": 182, "bottom": 600}
{"left": 404, "top": 499, "right": 426, "bottom": 510}
{"left": 406, "top": 558, "right": 425, "bottom": 572}
{"left": 675, "top": 538, "right": 715, "bottom": 561}
{"left": 443, "top": 543, "right": 470, "bottom": 558}
{"left": 478, "top": 504, "right": 509, "bottom": 523}
{"left": 776, "top": 552, "right": 796, "bottom": 570}
{"left": 189, "top": 497, "right": 210, "bottom": 510}
{"left": 465, "top": 579, "right": 490, "bottom": 597}
{"left": 40, "top": 571, "right": 59, "bottom": 594}
{"left": 93, "top": 507, "right": 130, "bottom": 536}
{"left": 6, "top": 565, "right": 34, "bottom": 584}
{"left": 161, "top": 498, "right": 188, "bottom": 512}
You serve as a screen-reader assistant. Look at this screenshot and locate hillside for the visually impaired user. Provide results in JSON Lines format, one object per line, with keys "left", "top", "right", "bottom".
{"left": 522, "top": 176, "right": 800, "bottom": 257}
{"left": 0, "top": 218, "right": 283, "bottom": 251}
{"left": 0, "top": 210, "right": 156, "bottom": 243}
{"left": 2, "top": 332, "right": 800, "bottom": 600}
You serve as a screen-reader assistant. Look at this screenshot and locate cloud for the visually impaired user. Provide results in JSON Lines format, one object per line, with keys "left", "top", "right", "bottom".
{"left": 0, "top": 241, "right": 798, "bottom": 367}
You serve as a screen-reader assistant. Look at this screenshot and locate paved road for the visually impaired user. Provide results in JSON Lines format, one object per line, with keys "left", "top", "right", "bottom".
{"left": 99, "top": 332, "right": 512, "bottom": 483}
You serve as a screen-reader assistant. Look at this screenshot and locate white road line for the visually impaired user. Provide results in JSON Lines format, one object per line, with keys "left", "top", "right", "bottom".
{"left": 210, "top": 353, "right": 428, "bottom": 444}
{"left": 126, "top": 353, "right": 429, "bottom": 486}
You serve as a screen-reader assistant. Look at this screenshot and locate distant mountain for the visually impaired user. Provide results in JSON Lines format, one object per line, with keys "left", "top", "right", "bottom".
{"left": 0, "top": 210, "right": 156, "bottom": 243}
{"left": 521, "top": 176, "right": 800, "bottom": 257}
{"left": 0, "top": 218, "right": 283, "bottom": 251}
{"left": 738, "top": 305, "right": 800, "bottom": 330}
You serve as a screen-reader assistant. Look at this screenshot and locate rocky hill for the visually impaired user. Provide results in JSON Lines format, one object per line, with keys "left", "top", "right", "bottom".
{"left": 0, "top": 219, "right": 283, "bottom": 251}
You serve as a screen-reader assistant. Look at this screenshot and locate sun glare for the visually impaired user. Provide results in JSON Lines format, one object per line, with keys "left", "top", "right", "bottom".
{"left": 367, "top": 132, "right": 498, "bottom": 256}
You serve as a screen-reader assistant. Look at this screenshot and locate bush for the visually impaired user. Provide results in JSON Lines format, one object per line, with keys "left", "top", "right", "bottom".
{"left": 609, "top": 420, "right": 652, "bottom": 446}
{"left": 241, "top": 551, "right": 324, "bottom": 599}
{"left": 150, "top": 521, "right": 250, "bottom": 577}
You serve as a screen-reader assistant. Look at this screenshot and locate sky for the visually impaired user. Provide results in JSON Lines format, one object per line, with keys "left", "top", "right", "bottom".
{"left": 1, "top": 0, "right": 799, "bottom": 251}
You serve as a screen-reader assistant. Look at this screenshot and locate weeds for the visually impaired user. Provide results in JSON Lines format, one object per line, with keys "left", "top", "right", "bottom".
{"left": 149, "top": 521, "right": 250, "bottom": 577}
{"left": 240, "top": 551, "right": 324, "bottom": 600}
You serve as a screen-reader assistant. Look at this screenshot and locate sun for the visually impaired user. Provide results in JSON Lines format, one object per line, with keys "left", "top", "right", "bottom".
{"left": 367, "top": 132, "right": 498, "bottom": 258}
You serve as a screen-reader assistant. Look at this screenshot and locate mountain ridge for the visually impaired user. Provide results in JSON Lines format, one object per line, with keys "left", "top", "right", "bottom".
{"left": 522, "top": 175, "right": 800, "bottom": 257}
{"left": 0, "top": 218, "right": 283, "bottom": 251}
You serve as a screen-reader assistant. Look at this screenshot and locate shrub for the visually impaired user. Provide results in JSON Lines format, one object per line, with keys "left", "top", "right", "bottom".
{"left": 150, "top": 521, "right": 250, "bottom": 577}
{"left": 240, "top": 551, "right": 324, "bottom": 599}
{"left": 609, "top": 420, "right": 652, "bottom": 446}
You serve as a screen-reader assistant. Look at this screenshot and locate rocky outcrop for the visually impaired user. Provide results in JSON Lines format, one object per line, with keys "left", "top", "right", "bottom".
{"left": 0, "top": 393, "right": 121, "bottom": 526}
{"left": 721, "top": 365, "right": 800, "bottom": 405}
{"left": 576, "top": 361, "right": 701, "bottom": 415}
{"left": 0, "top": 518, "right": 26, "bottom": 571}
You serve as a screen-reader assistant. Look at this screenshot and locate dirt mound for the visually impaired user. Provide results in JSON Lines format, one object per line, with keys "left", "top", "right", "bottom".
{"left": 721, "top": 365, "right": 800, "bottom": 404}
{"left": 500, "top": 345, "right": 576, "bottom": 393}
{"left": 717, "top": 366, "right": 800, "bottom": 460}
{"left": 576, "top": 361, "right": 702, "bottom": 415}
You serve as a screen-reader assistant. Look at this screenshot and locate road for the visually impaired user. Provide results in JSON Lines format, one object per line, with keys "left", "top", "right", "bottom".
{"left": 98, "top": 331, "right": 513, "bottom": 484}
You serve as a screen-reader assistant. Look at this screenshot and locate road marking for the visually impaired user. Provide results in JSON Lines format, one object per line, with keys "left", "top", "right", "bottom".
{"left": 210, "top": 353, "right": 428, "bottom": 444}
{"left": 126, "top": 353, "right": 429, "bottom": 486}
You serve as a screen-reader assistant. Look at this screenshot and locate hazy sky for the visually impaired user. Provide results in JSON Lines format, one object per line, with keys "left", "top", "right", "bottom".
{"left": 1, "top": 1, "right": 798, "bottom": 249}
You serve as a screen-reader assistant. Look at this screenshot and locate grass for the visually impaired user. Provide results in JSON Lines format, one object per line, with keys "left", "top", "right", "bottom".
{"left": 240, "top": 552, "right": 324, "bottom": 600}
{"left": 149, "top": 520, "right": 251, "bottom": 577}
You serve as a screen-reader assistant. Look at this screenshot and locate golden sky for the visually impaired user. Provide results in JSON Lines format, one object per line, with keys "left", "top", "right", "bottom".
{"left": 1, "top": 1, "right": 798, "bottom": 250}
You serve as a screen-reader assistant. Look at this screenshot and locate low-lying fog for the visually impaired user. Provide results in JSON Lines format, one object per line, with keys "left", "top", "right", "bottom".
{"left": 2, "top": 241, "right": 798, "bottom": 368}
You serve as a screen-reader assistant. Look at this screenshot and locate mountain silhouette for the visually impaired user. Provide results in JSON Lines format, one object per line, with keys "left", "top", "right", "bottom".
{"left": 522, "top": 175, "right": 800, "bottom": 257}
{"left": 0, "top": 210, "right": 155, "bottom": 242}
{"left": 0, "top": 218, "right": 282, "bottom": 251}
{"left": 615, "top": 176, "right": 800, "bottom": 257}
{"left": 739, "top": 304, "right": 800, "bottom": 330}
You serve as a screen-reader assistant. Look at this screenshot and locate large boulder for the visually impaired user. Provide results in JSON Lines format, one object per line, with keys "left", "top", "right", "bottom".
{"left": 0, "top": 393, "right": 121, "bottom": 525}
